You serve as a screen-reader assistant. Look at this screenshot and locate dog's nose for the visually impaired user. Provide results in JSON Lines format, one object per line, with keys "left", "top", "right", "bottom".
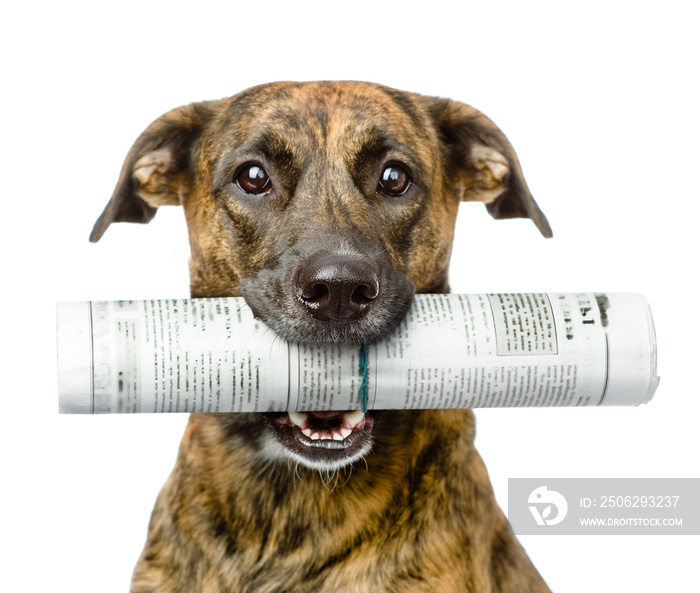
{"left": 295, "top": 255, "right": 380, "bottom": 322}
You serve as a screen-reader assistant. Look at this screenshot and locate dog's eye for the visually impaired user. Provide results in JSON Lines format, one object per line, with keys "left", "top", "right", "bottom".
{"left": 377, "top": 164, "right": 411, "bottom": 197}
{"left": 235, "top": 164, "right": 272, "bottom": 195}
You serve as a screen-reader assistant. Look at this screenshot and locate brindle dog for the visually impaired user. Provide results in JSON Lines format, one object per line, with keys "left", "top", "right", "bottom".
{"left": 92, "top": 81, "right": 553, "bottom": 593}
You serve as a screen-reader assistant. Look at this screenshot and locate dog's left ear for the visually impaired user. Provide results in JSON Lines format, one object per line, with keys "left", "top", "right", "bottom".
{"left": 425, "top": 97, "right": 552, "bottom": 238}
{"left": 90, "top": 100, "right": 220, "bottom": 242}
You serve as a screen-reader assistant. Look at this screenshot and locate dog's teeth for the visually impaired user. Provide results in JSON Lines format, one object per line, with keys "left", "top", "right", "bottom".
{"left": 333, "top": 432, "right": 344, "bottom": 441}
{"left": 288, "top": 410, "right": 308, "bottom": 428}
{"left": 343, "top": 409, "right": 365, "bottom": 428}
{"left": 301, "top": 428, "right": 313, "bottom": 438}
{"left": 310, "top": 432, "right": 320, "bottom": 440}
{"left": 340, "top": 428, "right": 352, "bottom": 439}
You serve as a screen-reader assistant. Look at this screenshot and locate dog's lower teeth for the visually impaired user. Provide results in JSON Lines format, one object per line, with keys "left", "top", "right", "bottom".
{"left": 300, "top": 428, "right": 353, "bottom": 442}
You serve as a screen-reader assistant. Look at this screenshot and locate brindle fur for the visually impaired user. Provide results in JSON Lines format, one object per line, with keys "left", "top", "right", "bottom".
{"left": 92, "top": 81, "right": 552, "bottom": 592}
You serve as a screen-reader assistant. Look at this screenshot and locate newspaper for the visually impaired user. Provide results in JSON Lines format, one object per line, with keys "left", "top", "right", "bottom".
{"left": 56, "top": 293, "right": 659, "bottom": 413}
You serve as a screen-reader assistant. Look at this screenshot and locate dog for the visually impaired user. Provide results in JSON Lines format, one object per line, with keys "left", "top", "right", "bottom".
{"left": 91, "top": 81, "right": 553, "bottom": 592}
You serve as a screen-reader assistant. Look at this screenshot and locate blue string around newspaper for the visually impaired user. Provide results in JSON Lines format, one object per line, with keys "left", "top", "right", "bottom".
{"left": 359, "top": 344, "right": 369, "bottom": 413}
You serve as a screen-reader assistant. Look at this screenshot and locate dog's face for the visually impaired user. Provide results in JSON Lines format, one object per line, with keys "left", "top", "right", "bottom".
{"left": 92, "top": 81, "right": 550, "bottom": 472}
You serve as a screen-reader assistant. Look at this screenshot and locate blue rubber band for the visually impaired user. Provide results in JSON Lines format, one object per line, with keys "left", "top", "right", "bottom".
{"left": 359, "top": 344, "right": 369, "bottom": 413}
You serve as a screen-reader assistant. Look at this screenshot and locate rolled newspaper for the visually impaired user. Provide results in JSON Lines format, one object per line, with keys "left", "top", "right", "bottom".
{"left": 56, "top": 293, "right": 659, "bottom": 413}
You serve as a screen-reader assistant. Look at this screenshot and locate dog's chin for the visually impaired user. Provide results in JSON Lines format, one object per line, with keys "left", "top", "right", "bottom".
{"left": 264, "top": 410, "right": 376, "bottom": 471}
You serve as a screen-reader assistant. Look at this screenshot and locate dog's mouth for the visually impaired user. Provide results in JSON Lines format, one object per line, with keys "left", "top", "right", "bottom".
{"left": 265, "top": 409, "right": 375, "bottom": 471}
{"left": 245, "top": 247, "right": 408, "bottom": 470}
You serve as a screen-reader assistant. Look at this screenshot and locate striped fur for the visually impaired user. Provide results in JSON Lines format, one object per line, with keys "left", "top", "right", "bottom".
{"left": 92, "top": 81, "right": 552, "bottom": 592}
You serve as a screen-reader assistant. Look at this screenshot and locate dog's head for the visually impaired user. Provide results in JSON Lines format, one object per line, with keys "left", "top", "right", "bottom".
{"left": 91, "top": 81, "right": 550, "bottom": 472}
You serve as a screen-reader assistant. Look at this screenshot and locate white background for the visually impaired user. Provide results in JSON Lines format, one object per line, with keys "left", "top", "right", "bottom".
{"left": 2, "top": 1, "right": 698, "bottom": 591}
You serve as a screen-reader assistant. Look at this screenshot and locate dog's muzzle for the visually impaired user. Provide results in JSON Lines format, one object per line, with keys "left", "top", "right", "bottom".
{"left": 240, "top": 245, "right": 414, "bottom": 345}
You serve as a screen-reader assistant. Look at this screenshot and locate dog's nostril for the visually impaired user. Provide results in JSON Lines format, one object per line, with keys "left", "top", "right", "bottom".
{"left": 302, "top": 282, "right": 330, "bottom": 307}
{"left": 301, "top": 282, "right": 329, "bottom": 301}
{"left": 296, "top": 256, "right": 380, "bottom": 323}
{"left": 351, "top": 283, "right": 378, "bottom": 306}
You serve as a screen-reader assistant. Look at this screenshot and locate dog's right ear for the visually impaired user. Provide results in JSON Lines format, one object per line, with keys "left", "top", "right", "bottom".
{"left": 89, "top": 100, "right": 220, "bottom": 242}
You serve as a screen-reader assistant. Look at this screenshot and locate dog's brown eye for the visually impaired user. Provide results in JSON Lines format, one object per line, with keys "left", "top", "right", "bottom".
{"left": 236, "top": 164, "right": 271, "bottom": 195}
{"left": 378, "top": 164, "right": 411, "bottom": 196}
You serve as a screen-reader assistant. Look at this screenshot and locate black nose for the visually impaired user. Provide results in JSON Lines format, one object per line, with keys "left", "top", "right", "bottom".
{"left": 295, "top": 255, "right": 380, "bottom": 323}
